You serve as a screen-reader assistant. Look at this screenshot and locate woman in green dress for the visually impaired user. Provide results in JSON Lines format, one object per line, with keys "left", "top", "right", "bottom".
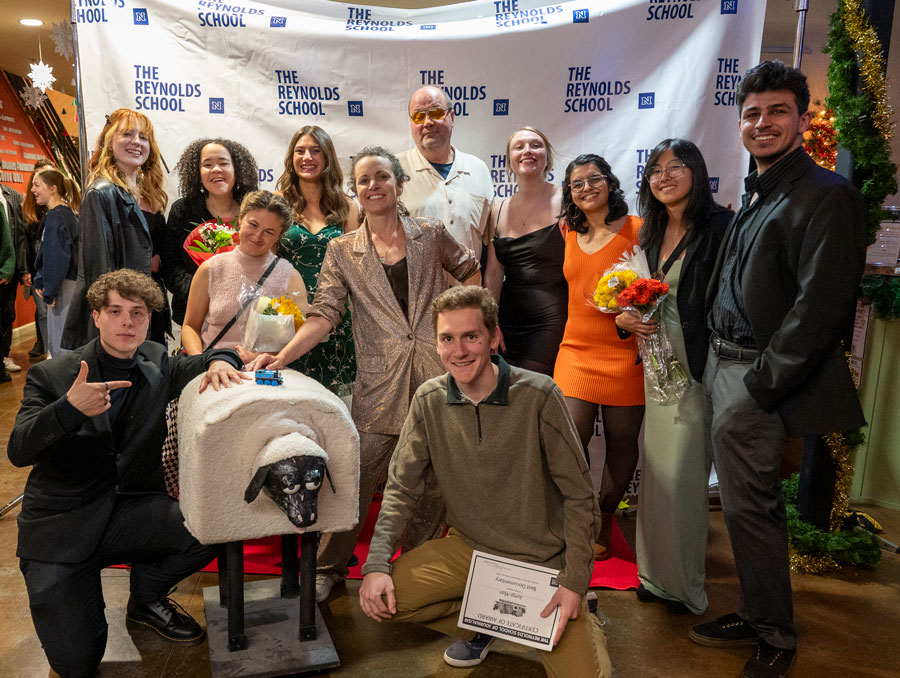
{"left": 276, "top": 126, "right": 358, "bottom": 396}
{"left": 616, "top": 139, "right": 733, "bottom": 614}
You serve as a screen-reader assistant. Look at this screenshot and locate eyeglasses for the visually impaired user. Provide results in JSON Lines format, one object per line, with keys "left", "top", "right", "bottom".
{"left": 569, "top": 174, "right": 606, "bottom": 192}
{"left": 410, "top": 107, "right": 448, "bottom": 125}
{"left": 646, "top": 161, "right": 687, "bottom": 183}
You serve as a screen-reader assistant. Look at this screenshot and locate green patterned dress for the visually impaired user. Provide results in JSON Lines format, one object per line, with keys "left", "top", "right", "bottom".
{"left": 279, "top": 222, "right": 356, "bottom": 396}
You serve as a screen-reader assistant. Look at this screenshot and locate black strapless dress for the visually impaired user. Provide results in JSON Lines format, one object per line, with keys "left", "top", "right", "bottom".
{"left": 494, "top": 222, "right": 568, "bottom": 375}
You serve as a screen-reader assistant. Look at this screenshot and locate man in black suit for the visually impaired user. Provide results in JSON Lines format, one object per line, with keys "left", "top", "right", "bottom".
{"left": 8, "top": 269, "right": 249, "bottom": 678}
{"left": 690, "top": 62, "right": 866, "bottom": 678}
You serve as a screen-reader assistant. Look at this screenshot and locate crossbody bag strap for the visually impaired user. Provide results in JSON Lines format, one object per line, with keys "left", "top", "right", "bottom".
{"left": 208, "top": 256, "right": 281, "bottom": 349}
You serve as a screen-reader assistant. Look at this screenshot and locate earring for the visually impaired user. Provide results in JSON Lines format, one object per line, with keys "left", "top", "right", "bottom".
{"left": 566, "top": 202, "right": 581, "bottom": 220}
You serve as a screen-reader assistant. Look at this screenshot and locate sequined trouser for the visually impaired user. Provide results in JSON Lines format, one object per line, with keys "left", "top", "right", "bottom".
{"left": 316, "top": 431, "right": 444, "bottom": 578}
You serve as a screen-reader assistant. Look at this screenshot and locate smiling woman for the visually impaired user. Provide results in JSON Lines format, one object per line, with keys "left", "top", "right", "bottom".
{"left": 61, "top": 108, "right": 169, "bottom": 350}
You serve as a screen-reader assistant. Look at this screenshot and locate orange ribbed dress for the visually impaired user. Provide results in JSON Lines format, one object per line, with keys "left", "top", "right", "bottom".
{"left": 553, "top": 216, "right": 645, "bottom": 406}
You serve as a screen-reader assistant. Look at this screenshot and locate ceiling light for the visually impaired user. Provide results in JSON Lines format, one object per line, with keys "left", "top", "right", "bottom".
{"left": 20, "top": 19, "right": 44, "bottom": 26}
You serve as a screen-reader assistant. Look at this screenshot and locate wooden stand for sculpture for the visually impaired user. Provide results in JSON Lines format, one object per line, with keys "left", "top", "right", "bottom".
{"left": 203, "top": 532, "right": 340, "bottom": 677}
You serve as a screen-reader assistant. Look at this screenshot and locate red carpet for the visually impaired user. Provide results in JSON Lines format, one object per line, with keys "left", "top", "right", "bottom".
{"left": 198, "top": 500, "right": 639, "bottom": 590}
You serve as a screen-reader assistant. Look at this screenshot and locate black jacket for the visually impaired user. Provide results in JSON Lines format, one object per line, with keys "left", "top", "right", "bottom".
{"left": 706, "top": 152, "right": 866, "bottom": 437}
{"left": 646, "top": 204, "right": 732, "bottom": 382}
{"left": 162, "top": 195, "right": 213, "bottom": 325}
{"left": 1, "top": 183, "right": 29, "bottom": 281}
{"left": 8, "top": 338, "right": 239, "bottom": 563}
{"left": 61, "top": 180, "right": 152, "bottom": 349}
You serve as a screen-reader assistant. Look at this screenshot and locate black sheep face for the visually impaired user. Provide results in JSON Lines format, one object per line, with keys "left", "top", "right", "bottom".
{"left": 244, "top": 456, "right": 327, "bottom": 528}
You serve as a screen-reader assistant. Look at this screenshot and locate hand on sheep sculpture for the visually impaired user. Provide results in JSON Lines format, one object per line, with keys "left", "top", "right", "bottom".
{"left": 244, "top": 456, "right": 336, "bottom": 528}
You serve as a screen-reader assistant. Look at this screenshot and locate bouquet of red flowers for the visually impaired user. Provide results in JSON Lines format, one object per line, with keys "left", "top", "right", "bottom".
{"left": 183, "top": 217, "right": 239, "bottom": 266}
{"left": 617, "top": 276, "right": 690, "bottom": 404}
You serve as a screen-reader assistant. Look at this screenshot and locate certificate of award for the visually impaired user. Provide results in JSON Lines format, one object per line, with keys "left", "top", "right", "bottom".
{"left": 458, "top": 550, "right": 561, "bottom": 652}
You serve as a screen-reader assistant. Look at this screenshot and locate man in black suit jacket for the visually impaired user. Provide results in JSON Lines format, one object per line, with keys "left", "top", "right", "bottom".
{"left": 689, "top": 62, "right": 866, "bottom": 678}
{"left": 8, "top": 269, "right": 249, "bottom": 678}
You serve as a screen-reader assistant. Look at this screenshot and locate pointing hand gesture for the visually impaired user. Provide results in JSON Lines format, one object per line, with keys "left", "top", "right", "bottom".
{"left": 66, "top": 361, "right": 132, "bottom": 416}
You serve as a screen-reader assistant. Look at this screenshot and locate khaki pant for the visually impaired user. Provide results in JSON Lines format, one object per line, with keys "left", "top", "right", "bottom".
{"left": 389, "top": 531, "right": 612, "bottom": 678}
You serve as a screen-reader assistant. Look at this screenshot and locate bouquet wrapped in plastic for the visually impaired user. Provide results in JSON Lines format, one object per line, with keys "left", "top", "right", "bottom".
{"left": 588, "top": 263, "right": 639, "bottom": 313}
{"left": 616, "top": 270, "right": 690, "bottom": 405}
{"left": 238, "top": 277, "right": 306, "bottom": 353}
{"left": 183, "top": 218, "right": 239, "bottom": 266}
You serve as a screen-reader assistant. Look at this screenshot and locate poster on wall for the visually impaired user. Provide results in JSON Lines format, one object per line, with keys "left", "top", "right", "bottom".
{"left": 72, "top": 0, "right": 766, "bottom": 212}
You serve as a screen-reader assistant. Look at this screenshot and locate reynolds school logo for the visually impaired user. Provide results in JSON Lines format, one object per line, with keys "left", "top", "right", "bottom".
{"left": 714, "top": 57, "right": 741, "bottom": 106}
{"left": 647, "top": 0, "right": 699, "bottom": 21}
{"left": 74, "top": 0, "right": 121, "bottom": 23}
{"left": 197, "top": 1, "right": 265, "bottom": 28}
{"left": 420, "top": 24, "right": 436, "bottom": 30}
{"left": 348, "top": 101, "right": 363, "bottom": 117}
{"left": 721, "top": 0, "right": 738, "bottom": 14}
{"left": 133, "top": 8, "right": 149, "bottom": 25}
{"left": 573, "top": 8, "right": 589, "bottom": 23}
{"left": 134, "top": 64, "right": 202, "bottom": 112}
{"left": 638, "top": 92, "right": 655, "bottom": 109}
{"left": 345, "top": 6, "right": 412, "bottom": 31}
{"left": 709, "top": 177, "right": 720, "bottom": 193}
{"left": 490, "top": 154, "right": 517, "bottom": 198}
{"left": 209, "top": 98, "right": 224, "bottom": 114}
{"left": 494, "top": 2, "right": 564, "bottom": 28}
{"left": 564, "top": 65, "right": 631, "bottom": 113}
{"left": 270, "top": 16, "right": 286, "bottom": 27}
{"left": 276, "top": 69, "right": 339, "bottom": 116}
{"left": 493, "top": 99, "right": 509, "bottom": 116}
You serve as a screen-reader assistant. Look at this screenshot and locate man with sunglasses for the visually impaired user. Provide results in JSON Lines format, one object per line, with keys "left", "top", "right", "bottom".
{"left": 398, "top": 86, "right": 493, "bottom": 262}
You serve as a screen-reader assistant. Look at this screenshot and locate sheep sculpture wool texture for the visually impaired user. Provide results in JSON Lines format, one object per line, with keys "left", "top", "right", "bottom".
{"left": 177, "top": 369, "right": 360, "bottom": 544}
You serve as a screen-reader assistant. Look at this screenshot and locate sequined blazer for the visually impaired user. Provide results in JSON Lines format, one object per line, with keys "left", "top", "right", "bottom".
{"left": 309, "top": 215, "right": 479, "bottom": 434}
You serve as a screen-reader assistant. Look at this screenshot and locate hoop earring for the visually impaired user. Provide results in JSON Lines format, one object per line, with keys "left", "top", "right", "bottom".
{"left": 566, "top": 202, "right": 581, "bottom": 220}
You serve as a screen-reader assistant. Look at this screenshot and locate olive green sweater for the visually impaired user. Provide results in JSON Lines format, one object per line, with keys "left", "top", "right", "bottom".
{"left": 362, "top": 358, "right": 601, "bottom": 595}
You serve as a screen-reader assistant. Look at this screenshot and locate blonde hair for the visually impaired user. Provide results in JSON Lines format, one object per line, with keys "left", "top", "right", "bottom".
{"left": 34, "top": 167, "right": 82, "bottom": 213}
{"left": 88, "top": 108, "right": 167, "bottom": 213}
{"left": 506, "top": 126, "right": 555, "bottom": 177}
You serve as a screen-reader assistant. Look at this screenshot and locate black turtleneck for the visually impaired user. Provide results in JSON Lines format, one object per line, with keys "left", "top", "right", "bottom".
{"left": 96, "top": 342, "right": 139, "bottom": 429}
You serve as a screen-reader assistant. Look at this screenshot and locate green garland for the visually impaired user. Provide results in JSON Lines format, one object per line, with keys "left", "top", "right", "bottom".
{"left": 860, "top": 274, "right": 900, "bottom": 320}
{"left": 783, "top": 474, "right": 881, "bottom": 570}
{"left": 824, "top": 1, "right": 898, "bottom": 248}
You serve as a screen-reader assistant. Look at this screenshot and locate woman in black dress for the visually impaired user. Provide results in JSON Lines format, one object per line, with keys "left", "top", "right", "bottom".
{"left": 483, "top": 126, "right": 566, "bottom": 375}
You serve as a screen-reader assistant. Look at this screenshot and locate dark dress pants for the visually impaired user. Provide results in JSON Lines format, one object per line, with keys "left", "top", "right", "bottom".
{"left": 20, "top": 494, "right": 215, "bottom": 678}
{"left": 704, "top": 347, "right": 796, "bottom": 651}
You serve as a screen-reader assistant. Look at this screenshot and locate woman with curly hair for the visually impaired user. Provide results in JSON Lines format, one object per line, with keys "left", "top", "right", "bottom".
{"left": 276, "top": 125, "right": 358, "bottom": 396}
{"left": 62, "top": 108, "right": 169, "bottom": 349}
{"left": 164, "top": 138, "right": 258, "bottom": 326}
{"left": 553, "top": 153, "right": 644, "bottom": 561}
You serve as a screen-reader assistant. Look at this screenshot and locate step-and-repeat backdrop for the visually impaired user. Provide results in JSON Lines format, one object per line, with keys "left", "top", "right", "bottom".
{"left": 73, "top": 0, "right": 765, "bottom": 212}
{"left": 74, "top": 0, "right": 764, "bottom": 493}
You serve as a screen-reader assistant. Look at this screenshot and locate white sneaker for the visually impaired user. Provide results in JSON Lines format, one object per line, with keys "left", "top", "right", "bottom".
{"left": 315, "top": 572, "right": 343, "bottom": 603}
{"left": 4, "top": 357, "right": 21, "bottom": 372}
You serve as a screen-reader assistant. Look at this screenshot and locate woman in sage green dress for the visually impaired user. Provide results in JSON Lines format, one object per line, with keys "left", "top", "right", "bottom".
{"left": 616, "top": 139, "right": 733, "bottom": 614}
{"left": 276, "top": 126, "right": 359, "bottom": 396}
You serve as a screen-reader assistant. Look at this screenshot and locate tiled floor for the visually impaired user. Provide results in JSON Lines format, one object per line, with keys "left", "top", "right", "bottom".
{"left": 0, "top": 337, "right": 898, "bottom": 678}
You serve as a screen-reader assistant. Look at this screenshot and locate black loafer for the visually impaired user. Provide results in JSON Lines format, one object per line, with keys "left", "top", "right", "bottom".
{"left": 689, "top": 613, "right": 758, "bottom": 647}
{"left": 742, "top": 639, "right": 796, "bottom": 678}
{"left": 126, "top": 597, "right": 205, "bottom": 645}
{"left": 636, "top": 584, "right": 691, "bottom": 615}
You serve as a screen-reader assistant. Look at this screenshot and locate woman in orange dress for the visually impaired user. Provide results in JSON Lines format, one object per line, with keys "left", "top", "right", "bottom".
{"left": 553, "top": 153, "right": 645, "bottom": 560}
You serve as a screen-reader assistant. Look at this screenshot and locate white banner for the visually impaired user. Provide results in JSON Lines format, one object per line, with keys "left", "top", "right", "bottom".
{"left": 73, "top": 0, "right": 765, "bottom": 210}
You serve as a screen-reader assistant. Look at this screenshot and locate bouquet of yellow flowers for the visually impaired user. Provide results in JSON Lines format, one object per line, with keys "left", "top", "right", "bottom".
{"left": 242, "top": 293, "right": 306, "bottom": 352}
{"left": 589, "top": 265, "right": 638, "bottom": 312}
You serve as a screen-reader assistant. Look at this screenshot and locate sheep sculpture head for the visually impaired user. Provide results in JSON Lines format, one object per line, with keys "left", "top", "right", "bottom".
{"left": 243, "top": 456, "right": 335, "bottom": 528}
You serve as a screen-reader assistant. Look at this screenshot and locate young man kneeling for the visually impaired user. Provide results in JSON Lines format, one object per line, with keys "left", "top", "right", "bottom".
{"left": 359, "top": 286, "right": 611, "bottom": 677}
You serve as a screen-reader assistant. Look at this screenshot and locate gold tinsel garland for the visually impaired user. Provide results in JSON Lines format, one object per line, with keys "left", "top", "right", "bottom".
{"left": 841, "top": 0, "right": 893, "bottom": 142}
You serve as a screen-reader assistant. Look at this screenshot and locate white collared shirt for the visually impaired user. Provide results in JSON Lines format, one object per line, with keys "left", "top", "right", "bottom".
{"left": 398, "top": 145, "right": 493, "bottom": 259}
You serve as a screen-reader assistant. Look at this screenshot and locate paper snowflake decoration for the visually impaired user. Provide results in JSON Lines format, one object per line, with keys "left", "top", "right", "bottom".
{"left": 51, "top": 21, "right": 74, "bottom": 61}
{"left": 21, "top": 85, "right": 47, "bottom": 110}
{"left": 29, "top": 61, "right": 56, "bottom": 93}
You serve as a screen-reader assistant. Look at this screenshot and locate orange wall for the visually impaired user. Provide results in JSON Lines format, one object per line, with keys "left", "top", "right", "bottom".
{"left": 0, "top": 73, "right": 53, "bottom": 331}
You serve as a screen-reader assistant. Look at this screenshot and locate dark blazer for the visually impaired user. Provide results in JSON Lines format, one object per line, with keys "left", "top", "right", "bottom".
{"left": 1, "top": 183, "right": 29, "bottom": 281}
{"left": 7, "top": 338, "right": 239, "bottom": 563}
{"left": 61, "top": 180, "right": 152, "bottom": 349}
{"left": 163, "top": 195, "right": 213, "bottom": 325}
{"left": 646, "top": 203, "right": 732, "bottom": 381}
{"left": 706, "top": 151, "right": 866, "bottom": 437}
